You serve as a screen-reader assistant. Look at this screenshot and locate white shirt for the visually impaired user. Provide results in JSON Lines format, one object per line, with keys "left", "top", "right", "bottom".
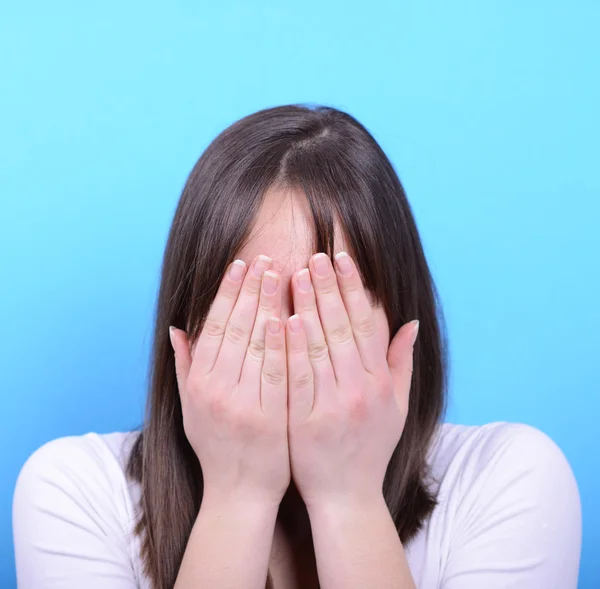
{"left": 12, "top": 422, "right": 582, "bottom": 588}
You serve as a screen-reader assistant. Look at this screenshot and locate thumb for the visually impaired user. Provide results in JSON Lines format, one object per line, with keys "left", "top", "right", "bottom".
{"left": 386, "top": 320, "right": 419, "bottom": 406}
{"left": 169, "top": 326, "right": 192, "bottom": 396}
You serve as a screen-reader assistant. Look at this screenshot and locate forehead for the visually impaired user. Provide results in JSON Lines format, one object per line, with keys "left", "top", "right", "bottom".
{"left": 236, "top": 184, "right": 349, "bottom": 278}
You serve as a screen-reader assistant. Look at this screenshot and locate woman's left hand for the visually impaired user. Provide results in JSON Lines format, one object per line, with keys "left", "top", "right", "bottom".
{"left": 285, "top": 251, "right": 419, "bottom": 511}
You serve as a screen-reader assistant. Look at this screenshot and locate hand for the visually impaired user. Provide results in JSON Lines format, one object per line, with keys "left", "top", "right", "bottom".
{"left": 285, "top": 251, "right": 419, "bottom": 510}
{"left": 169, "top": 254, "right": 290, "bottom": 507}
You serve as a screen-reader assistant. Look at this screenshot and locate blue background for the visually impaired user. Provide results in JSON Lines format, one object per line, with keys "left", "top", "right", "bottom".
{"left": 1, "top": 1, "right": 598, "bottom": 587}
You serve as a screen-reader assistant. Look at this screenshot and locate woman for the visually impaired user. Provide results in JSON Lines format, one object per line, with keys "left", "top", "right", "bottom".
{"left": 13, "top": 104, "right": 581, "bottom": 589}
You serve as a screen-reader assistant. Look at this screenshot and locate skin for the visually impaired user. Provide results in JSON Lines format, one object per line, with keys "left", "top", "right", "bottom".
{"left": 170, "top": 185, "right": 418, "bottom": 588}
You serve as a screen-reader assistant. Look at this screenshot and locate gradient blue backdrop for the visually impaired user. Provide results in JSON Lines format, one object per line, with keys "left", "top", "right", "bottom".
{"left": 1, "top": 1, "right": 598, "bottom": 587}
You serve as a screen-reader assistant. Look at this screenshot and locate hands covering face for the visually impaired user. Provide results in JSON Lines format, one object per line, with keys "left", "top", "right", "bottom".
{"left": 169, "top": 252, "right": 419, "bottom": 509}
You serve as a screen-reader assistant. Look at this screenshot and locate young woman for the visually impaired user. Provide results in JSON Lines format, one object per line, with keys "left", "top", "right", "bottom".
{"left": 13, "top": 104, "right": 581, "bottom": 589}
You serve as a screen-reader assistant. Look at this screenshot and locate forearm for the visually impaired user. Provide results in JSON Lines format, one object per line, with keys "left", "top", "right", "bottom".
{"left": 174, "top": 496, "right": 278, "bottom": 589}
{"left": 307, "top": 495, "right": 416, "bottom": 589}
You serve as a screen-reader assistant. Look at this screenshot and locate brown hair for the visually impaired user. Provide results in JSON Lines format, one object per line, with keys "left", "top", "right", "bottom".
{"left": 127, "top": 104, "right": 448, "bottom": 589}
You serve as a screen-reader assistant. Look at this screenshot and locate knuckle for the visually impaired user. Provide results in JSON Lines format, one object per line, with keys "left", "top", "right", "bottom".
{"left": 220, "top": 284, "right": 240, "bottom": 300}
{"left": 203, "top": 318, "right": 227, "bottom": 338}
{"left": 207, "top": 392, "right": 260, "bottom": 431}
{"left": 292, "top": 371, "right": 313, "bottom": 389}
{"left": 247, "top": 337, "right": 266, "bottom": 360}
{"left": 329, "top": 323, "right": 354, "bottom": 345}
{"left": 290, "top": 339, "right": 305, "bottom": 354}
{"left": 225, "top": 321, "right": 248, "bottom": 344}
{"left": 262, "top": 365, "right": 286, "bottom": 386}
{"left": 266, "top": 336, "right": 285, "bottom": 352}
{"left": 258, "top": 296, "right": 276, "bottom": 312}
{"left": 294, "top": 297, "right": 316, "bottom": 312}
{"left": 208, "top": 393, "right": 229, "bottom": 418}
{"left": 340, "top": 280, "right": 361, "bottom": 294}
{"left": 228, "top": 404, "right": 253, "bottom": 429}
{"left": 355, "top": 315, "right": 377, "bottom": 338}
{"left": 318, "top": 282, "right": 339, "bottom": 297}
{"left": 243, "top": 280, "right": 261, "bottom": 297}
{"left": 310, "top": 411, "right": 338, "bottom": 439}
{"left": 209, "top": 374, "right": 231, "bottom": 392}
{"left": 347, "top": 394, "right": 369, "bottom": 421}
{"left": 307, "top": 340, "right": 329, "bottom": 362}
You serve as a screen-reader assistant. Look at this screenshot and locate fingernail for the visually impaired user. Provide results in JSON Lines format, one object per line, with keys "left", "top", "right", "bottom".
{"left": 229, "top": 259, "right": 246, "bottom": 281}
{"left": 312, "top": 253, "right": 330, "bottom": 277}
{"left": 288, "top": 314, "right": 302, "bottom": 334}
{"left": 168, "top": 325, "right": 176, "bottom": 348}
{"left": 410, "top": 320, "right": 420, "bottom": 346}
{"left": 297, "top": 268, "right": 312, "bottom": 292}
{"left": 262, "top": 270, "right": 278, "bottom": 295}
{"left": 253, "top": 254, "right": 272, "bottom": 276}
{"left": 334, "top": 251, "right": 353, "bottom": 276}
{"left": 268, "top": 317, "right": 281, "bottom": 334}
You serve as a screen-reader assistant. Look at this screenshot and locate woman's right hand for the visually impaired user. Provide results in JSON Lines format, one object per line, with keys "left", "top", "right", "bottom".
{"left": 169, "top": 254, "right": 290, "bottom": 508}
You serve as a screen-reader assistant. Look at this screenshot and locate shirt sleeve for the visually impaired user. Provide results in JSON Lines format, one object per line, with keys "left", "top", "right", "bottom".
{"left": 440, "top": 423, "right": 581, "bottom": 589}
{"left": 13, "top": 435, "right": 139, "bottom": 588}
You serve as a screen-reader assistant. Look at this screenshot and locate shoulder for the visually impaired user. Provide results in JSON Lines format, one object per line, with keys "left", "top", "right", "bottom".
{"left": 422, "top": 422, "right": 581, "bottom": 588}
{"left": 13, "top": 431, "right": 143, "bottom": 588}
{"left": 429, "top": 421, "right": 578, "bottom": 494}
{"left": 14, "top": 431, "right": 140, "bottom": 509}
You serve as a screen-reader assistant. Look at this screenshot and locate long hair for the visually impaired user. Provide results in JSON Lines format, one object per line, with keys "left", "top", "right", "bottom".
{"left": 127, "top": 104, "right": 448, "bottom": 589}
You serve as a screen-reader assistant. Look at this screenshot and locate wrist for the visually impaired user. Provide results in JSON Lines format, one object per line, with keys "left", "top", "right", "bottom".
{"left": 305, "top": 491, "right": 388, "bottom": 522}
{"left": 201, "top": 490, "right": 281, "bottom": 520}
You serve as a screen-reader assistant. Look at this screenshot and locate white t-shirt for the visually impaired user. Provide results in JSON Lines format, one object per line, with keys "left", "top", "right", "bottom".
{"left": 12, "top": 422, "right": 582, "bottom": 588}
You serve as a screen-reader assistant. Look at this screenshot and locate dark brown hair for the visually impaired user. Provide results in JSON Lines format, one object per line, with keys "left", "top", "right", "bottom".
{"left": 127, "top": 104, "right": 448, "bottom": 589}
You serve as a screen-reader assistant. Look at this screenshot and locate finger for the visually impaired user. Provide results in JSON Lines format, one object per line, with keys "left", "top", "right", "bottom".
{"left": 291, "top": 267, "right": 337, "bottom": 400}
{"left": 387, "top": 320, "right": 419, "bottom": 412}
{"left": 333, "top": 251, "right": 386, "bottom": 375}
{"left": 238, "top": 269, "right": 283, "bottom": 406}
{"left": 189, "top": 258, "right": 247, "bottom": 377}
{"left": 212, "top": 254, "right": 273, "bottom": 384}
{"left": 261, "top": 316, "right": 288, "bottom": 418}
{"left": 169, "top": 325, "right": 192, "bottom": 399}
{"left": 285, "top": 314, "right": 314, "bottom": 423}
{"left": 308, "top": 252, "right": 363, "bottom": 383}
